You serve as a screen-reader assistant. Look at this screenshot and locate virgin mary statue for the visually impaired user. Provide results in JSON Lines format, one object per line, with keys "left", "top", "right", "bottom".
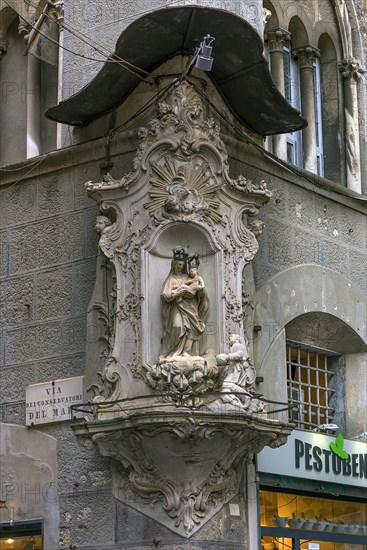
{"left": 160, "top": 247, "right": 210, "bottom": 360}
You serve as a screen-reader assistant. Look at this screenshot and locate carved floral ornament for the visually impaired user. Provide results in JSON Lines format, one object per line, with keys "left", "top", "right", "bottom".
{"left": 76, "top": 81, "right": 292, "bottom": 537}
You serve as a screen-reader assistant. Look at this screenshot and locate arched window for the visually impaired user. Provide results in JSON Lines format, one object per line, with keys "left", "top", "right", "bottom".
{"left": 318, "top": 33, "right": 342, "bottom": 183}
{"left": 0, "top": 12, "right": 28, "bottom": 165}
{"left": 0, "top": 5, "right": 59, "bottom": 166}
{"left": 285, "top": 311, "right": 367, "bottom": 434}
{"left": 263, "top": 0, "right": 363, "bottom": 190}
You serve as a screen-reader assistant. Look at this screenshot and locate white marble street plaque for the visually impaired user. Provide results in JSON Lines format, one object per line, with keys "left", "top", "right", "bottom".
{"left": 26, "top": 376, "right": 84, "bottom": 426}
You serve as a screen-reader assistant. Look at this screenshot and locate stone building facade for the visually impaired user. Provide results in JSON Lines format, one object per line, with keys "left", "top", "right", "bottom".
{"left": 0, "top": 1, "right": 366, "bottom": 549}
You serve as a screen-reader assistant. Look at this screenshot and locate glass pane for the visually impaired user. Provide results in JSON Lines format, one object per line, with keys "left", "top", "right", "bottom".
{"left": 300, "top": 540, "right": 365, "bottom": 549}
{"left": 0, "top": 536, "right": 42, "bottom": 549}
{"left": 262, "top": 536, "right": 293, "bottom": 550}
{"left": 260, "top": 490, "right": 367, "bottom": 533}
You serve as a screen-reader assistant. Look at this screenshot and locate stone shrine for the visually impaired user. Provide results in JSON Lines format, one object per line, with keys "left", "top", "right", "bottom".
{"left": 72, "top": 81, "right": 292, "bottom": 537}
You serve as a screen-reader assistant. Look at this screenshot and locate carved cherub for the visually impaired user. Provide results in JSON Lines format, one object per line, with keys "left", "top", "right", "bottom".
{"left": 95, "top": 215, "right": 111, "bottom": 233}
{"left": 249, "top": 219, "right": 265, "bottom": 237}
{"left": 95, "top": 215, "right": 114, "bottom": 259}
{"left": 216, "top": 334, "right": 257, "bottom": 410}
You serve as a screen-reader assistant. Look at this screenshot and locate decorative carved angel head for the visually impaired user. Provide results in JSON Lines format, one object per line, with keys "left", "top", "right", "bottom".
{"left": 95, "top": 215, "right": 112, "bottom": 234}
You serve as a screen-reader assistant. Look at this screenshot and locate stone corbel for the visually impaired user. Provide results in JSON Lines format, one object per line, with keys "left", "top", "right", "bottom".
{"left": 72, "top": 412, "right": 292, "bottom": 537}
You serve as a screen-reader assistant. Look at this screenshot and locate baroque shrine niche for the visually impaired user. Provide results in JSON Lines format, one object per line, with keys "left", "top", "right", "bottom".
{"left": 74, "top": 80, "right": 292, "bottom": 537}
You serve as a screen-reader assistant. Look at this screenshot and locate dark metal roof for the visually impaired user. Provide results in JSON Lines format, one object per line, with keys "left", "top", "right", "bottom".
{"left": 46, "top": 6, "right": 307, "bottom": 135}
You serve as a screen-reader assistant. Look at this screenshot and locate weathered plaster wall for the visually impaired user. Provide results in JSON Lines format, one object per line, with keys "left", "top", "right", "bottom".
{"left": 0, "top": 424, "right": 59, "bottom": 549}
{"left": 0, "top": 147, "right": 123, "bottom": 548}
{"left": 252, "top": 172, "right": 367, "bottom": 295}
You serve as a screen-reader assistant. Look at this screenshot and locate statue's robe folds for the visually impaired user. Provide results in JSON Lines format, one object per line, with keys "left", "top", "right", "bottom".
{"left": 160, "top": 272, "right": 210, "bottom": 358}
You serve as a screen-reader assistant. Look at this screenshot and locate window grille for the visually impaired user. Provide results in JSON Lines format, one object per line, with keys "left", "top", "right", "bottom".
{"left": 286, "top": 341, "right": 339, "bottom": 430}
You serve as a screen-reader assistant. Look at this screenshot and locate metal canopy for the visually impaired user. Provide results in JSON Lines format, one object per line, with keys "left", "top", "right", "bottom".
{"left": 46, "top": 6, "right": 307, "bottom": 135}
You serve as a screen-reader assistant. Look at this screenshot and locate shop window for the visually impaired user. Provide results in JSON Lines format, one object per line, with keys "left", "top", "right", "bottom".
{"left": 260, "top": 489, "right": 367, "bottom": 548}
{"left": 286, "top": 342, "right": 341, "bottom": 431}
{"left": 0, "top": 521, "right": 42, "bottom": 550}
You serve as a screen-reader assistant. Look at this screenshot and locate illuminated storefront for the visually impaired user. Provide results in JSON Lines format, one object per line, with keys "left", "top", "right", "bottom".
{"left": 257, "top": 431, "right": 367, "bottom": 550}
{"left": 0, "top": 521, "right": 42, "bottom": 550}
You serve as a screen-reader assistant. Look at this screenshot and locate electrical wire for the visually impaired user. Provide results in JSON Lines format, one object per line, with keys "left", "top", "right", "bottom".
{"left": 107, "top": 78, "right": 180, "bottom": 139}
{"left": 23, "top": 0, "right": 150, "bottom": 77}
{"left": 0, "top": 155, "right": 51, "bottom": 193}
{"left": 4, "top": 0, "right": 152, "bottom": 82}
{"left": 2, "top": 1, "right": 366, "bottom": 199}
{"left": 21, "top": 0, "right": 194, "bottom": 77}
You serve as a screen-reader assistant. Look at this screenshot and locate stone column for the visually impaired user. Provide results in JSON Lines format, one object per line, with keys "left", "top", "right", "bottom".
{"left": 26, "top": 54, "right": 42, "bottom": 158}
{"left": 18, "top": 19, "right": 42, "bottom": 158}
{"left": 293, "top": 45, "right": 320, "bottom": 173}
{"left": 266, "top": 28, "right": 291, "bottom": 160}
{"left": 339, "top": 58, "right": 364, "bottom": 193}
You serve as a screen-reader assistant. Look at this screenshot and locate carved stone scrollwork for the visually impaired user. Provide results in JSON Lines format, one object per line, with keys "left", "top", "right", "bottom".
{"left": 229, "top": 175, "right": 272, "bottom": 198}
{"left": 77, "top": 80, "right": 292, "bottom": 537}
{"left": 72, "top": 413, "right": 292, "bottom": 537}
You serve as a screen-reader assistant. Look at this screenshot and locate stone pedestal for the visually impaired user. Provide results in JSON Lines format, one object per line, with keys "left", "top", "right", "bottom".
{"left": 72, "top": 409, "right": 292, "bottom": 537}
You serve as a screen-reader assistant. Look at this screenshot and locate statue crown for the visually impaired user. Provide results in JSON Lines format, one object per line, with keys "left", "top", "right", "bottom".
{"left": 172, "top": 246, "right": 188, "bottom": 261}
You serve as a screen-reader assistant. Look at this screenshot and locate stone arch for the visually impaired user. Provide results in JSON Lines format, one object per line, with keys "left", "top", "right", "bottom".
{"left": 288, "top": 16, "right": 309, "bottom": 48}
{"left": 254, "top": 264, "right": 366, "bottom": 362}
{"left": 332, "top": 0, "right": 364, "bottom": 61}
{"left": 0, "top": 2, "right": 28, "bottom": 35}
{"left": 263, "top": 0, "right": 279, "bottom": 28}
{"left": 253, "top": 265, "right": 367, "bottom": 405}
{"left": 285, "top": 311, "right": 366, "bottom": 353}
